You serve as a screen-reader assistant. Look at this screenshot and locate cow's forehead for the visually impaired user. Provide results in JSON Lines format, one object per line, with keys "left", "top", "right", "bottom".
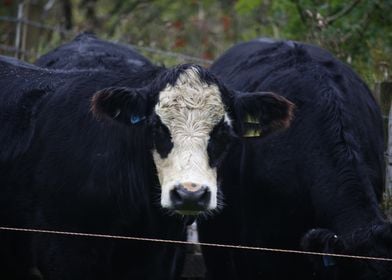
{"left": 155, "top": 68, "right": 226, "bottom": 131}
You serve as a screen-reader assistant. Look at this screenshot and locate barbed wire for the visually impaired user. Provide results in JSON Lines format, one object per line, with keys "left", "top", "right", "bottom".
{"left": 0, "top": 226, "right": 391, "bottom": 262}
{"left": 0, "top": 15, "right": 71, "bottom": 34}
{"left": 0, "top": 43, "right": 37, "bottom": 58}
{"left": 0, "top": 16, "right": 212, "bottom": 65}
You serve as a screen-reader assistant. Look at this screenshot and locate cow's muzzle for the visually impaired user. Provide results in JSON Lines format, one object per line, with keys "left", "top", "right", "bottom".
{"left": 169, "top": 183, "right": 211, "bottom": 214}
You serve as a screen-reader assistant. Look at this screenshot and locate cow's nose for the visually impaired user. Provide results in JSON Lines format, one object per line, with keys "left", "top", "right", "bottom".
{"left": 170, "top": 183, "right": 211, "bottom": 213}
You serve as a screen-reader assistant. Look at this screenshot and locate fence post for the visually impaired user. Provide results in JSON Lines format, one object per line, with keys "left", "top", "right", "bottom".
{"left": 23, "top": 0, "right": 46, "bottom": 61}
{"left": 14, "top": 1, "right": 25, "bottom": 58}
{"left": 386, "top": 101, "right": 392, "bottom": 188}
{"left": 378, "top": 81, "right": 392, "bottom": 218}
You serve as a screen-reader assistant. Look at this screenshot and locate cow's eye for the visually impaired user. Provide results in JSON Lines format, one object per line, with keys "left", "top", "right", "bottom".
{"left": 207, "top": 120, "right": 234, "bottom": 167}
{"left": 153, "top": 117, "right": 173, "bottom": 159}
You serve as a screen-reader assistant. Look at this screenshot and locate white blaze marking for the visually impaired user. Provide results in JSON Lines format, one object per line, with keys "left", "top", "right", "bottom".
{"left": 153, "top": 67, "right": 226, "bottom": 209}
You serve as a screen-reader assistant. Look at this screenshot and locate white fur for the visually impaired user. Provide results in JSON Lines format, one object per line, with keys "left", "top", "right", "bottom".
{"left": 153, "top": 67, "right": 226, "bottom": 209}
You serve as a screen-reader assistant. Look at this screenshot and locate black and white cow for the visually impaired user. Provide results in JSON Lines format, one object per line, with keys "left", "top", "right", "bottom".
{"left": 198, "top": 39, "right": 392, "bottom": 280}
{"left": 0, "top": 41, "right": 293, "bottom": 279}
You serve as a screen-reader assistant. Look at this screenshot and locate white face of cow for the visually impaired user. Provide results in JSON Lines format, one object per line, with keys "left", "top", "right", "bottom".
{"left": 153, "top": 68, "right": 227, "bottom": 212}
{"left": 92, "top": 64, "right": 294, "bottom": 216}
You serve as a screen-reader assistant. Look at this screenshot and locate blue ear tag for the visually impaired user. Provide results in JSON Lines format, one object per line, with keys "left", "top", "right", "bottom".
{"left": 322, "top": 256, "right": 336, "bottom": 267}
{"left": 130, "top": 115, "right": 145, "bottom": 124}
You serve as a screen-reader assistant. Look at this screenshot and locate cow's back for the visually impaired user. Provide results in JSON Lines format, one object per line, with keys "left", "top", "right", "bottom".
{"left": 35, "top": 32, "right": 152, "bottom": 71}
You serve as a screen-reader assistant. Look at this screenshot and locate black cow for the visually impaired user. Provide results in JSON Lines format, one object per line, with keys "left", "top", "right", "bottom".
{"left": 0, "top": 56, "right": 185, "bottom": 280}
{"left": 0, "top": 41, "right": 293, "bottom": 279}
{"left": 198, "top": 38, "right": 392, "bottom": 280}
{"left": 35, "top": 32, "right": 152, "bottom": 71}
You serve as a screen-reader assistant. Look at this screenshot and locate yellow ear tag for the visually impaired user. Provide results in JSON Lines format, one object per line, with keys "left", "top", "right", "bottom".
{"left": 243, "top": 128, "right": 262, "bottom": 138}
{"left": 244, "top": 114, "right": 260, "bottom": 124}
{"left": 243, "top": 114, "right": 262, "bottom": 138}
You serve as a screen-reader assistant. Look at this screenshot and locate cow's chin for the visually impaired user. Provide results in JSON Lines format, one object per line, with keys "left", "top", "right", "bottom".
{"left": 175, "top": 210, "right": 202, "bottom": 216}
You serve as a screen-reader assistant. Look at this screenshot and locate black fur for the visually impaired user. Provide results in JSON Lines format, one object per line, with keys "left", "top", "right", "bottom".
{"left": 207, "top": 120, "right": 236, "bottom": 168}
{"left": 35, "top": 32, "right": 152, "bottom": 71}
{"left": 198, "top": 39, "right": 390, "bottom": 279}
{"left": 151, "top": 115, "right": 174, "bottom": 159}
{"left": 92, "top": 86, "right": 152, "bottom": 124}
{"left": 302, "top": 226, "right": 392, "bottom": 279}
{"left": 0, "top": 88, "right": 47, "bottom": 162}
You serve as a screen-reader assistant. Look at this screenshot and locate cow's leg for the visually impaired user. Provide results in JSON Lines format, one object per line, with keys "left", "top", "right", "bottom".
{"left": 0, "top": 231, "right": 36, "bottom": 280}
{"left": 34, "top": 235, "right": 112, "bottom": 280}
{"left": 198, "top": 217, "right": 240, "bottom": 280}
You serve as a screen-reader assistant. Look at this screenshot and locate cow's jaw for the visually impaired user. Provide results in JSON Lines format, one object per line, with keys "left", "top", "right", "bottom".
{"left": 153, "top": 67, "right": 226, "bottom": 212}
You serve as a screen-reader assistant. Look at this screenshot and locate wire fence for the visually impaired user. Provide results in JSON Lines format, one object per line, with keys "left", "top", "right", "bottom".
{"left": 0, "top": 43, "right": 37, "bottom": 58}
{"left": 1, "top": 226, "right": 392, "bottom": 262}
{"left": 0, "top": 15, "right": 212, "bottom": 65}
{"left": 0, "top": 15, "right": 71, "bottom": 35}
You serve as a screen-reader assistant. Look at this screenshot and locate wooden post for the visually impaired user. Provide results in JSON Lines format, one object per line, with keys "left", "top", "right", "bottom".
{"left": 378, "top": 81, "right": 392, "bottom": 220}
{"left": 21, "top": 0, "right": 45, "bottom": 61}
{"left": 385, "top": 100, "right": 392, "bottom": 201}
{"left": 386, "top": 102, "right": 392, "bottom": 193}
{"left": 14, "top": 1, "right": 25, "bottom": 58}
{"left": 376, "top": 82, "right": 392, "bottom": 125}
{"left": 385, "top": 104, "right": 392, "bottom": 220}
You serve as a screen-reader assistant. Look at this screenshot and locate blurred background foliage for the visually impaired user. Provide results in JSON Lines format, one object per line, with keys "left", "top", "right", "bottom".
{"left": 0, "top": 0, "right": 391, "bottom": 85}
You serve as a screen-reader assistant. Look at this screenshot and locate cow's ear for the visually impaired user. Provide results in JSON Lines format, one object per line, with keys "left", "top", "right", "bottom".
{"left": 91, "top": 87, "right": 153, "bottom": 125}
{"left": 233, "top": 91, "right": 294, "bottom": 138}
{"left": 0, "top": 89, "right": 48, "bottom": 162}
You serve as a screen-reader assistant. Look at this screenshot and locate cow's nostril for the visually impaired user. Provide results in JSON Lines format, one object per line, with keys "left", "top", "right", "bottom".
{"left": 169, "top": 184, "right": 210, "bottom": 213}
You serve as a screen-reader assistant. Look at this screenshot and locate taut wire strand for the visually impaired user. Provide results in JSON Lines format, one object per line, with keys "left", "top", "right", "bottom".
{"left": 0, "top": 226, "right": 391, "bottom": 262}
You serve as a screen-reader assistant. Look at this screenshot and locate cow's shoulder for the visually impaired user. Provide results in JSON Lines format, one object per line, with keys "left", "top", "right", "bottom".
{"left": 0, "top": 58, "right": 51, "bottom": 161}
{"left": 0, "top": 56, "right": 80, "bottom": 161}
